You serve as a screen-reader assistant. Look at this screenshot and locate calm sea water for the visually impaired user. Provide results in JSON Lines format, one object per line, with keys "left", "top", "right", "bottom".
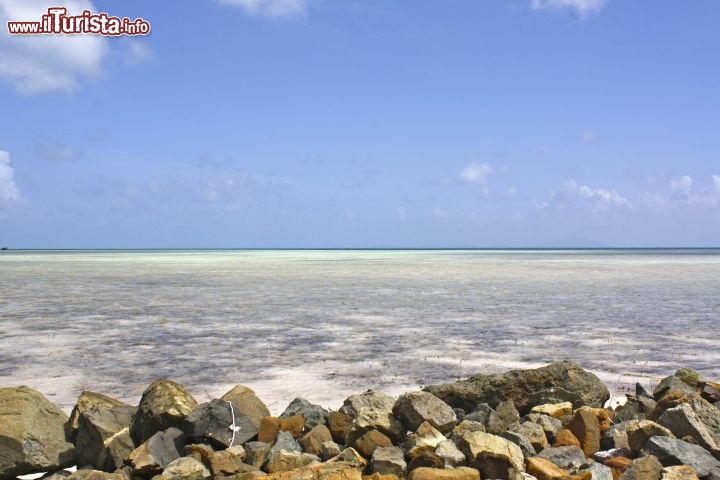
{"left": 0, "top": 249, "right": 718, "bottom": 412}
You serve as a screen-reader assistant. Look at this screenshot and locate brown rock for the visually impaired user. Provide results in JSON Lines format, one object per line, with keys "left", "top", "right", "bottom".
{"left": 299, "top": 425, "right": 333, "bottom": 456}
{"left": 458, "top": 431, "right": 525, "bottom": 479}
{"left": 352, "top": 429, "right": 393, "bottom": 459}
{"left": 407, "top": 467, "right": 481, "bottom": 480}
{"left": 526, "top": 457, "right": 573, "bottom": 480}
{"left": 619, "top": 455, "right": 662, "bottom": 480}
{"left": 66, "top": 391, "right": 131, "bottom": 440}
{"left": 363, "top": 474, "right": 399, "bottom": 480}
{"left": 532, "top": 402, "right": 574, "bottom": 419}
{"left": 625, "top": 420, "right": 674, "bottom": 452}
{"left": 553, "top": 429, "right": 581, "bottom": 448}
{"left": 328, "top": 447, "right": 368, "bottom": 470}
{"left": 206, "top": 446, "right": 247, "bottom": 476}
{"left": 605, "top": 456, "right": 632, "bottom": 477}
{"left": 568, "top": 407, "right": 601, "bottom": 457}
{"left": 647, "top": 391, "right": 689, "bottom": 422}
{"left": 661, "top": 465, "right": 699, "bottom": 479}
{"left": 129, "top": 379, "right": 198, "bottom": 445}
{"left": 265, "top": 451, "right": 319, "bottom": 474}
{"left": 329, "top": 411, "right": 354, "bottom": 444}
{"left": 406, "top": 449, "right": 445, "bottom": 472}
{"left": 258, "top": 415, "right": 305, "bottom": 444}
{"left": 261, "top": 460, "right": 362, "bottom": 480}
{"left": 220, "top": 385, "right": 271, "bottom": 430}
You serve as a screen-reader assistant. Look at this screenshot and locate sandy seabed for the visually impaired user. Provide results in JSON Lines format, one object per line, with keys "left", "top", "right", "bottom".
{"left": 1, "top": 249, "right": 718, "bottom": 414}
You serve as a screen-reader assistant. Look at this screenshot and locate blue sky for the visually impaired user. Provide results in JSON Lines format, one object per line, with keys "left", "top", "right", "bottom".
{"left": 0, "top": 0, "right": 718, "bottom": 247}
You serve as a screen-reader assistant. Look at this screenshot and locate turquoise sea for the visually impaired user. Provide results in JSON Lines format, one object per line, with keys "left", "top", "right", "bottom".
{"left": 0, "top": 249, "right": 718, "bottom": 412}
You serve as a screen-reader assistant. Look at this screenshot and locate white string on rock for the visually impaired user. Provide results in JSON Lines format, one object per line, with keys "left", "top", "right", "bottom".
{"left": 227, "top": 400, "right": 241, "bottom": 448}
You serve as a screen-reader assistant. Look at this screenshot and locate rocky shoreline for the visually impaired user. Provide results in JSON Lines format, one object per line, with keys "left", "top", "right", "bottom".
{"left": 2, "top": 360, "right": 720, "bottom": 480}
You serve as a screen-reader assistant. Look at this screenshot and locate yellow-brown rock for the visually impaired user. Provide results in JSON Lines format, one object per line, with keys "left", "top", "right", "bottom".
{"left": 352, "top": 429, "right": 393, "bottom": 459}
{"left": 553, "top": 429, "right": 581, "bottom": 448}
{"left": 567, "top": 407, "right": 601, "bottom": 457}
{"left": 531, "top": 402, "right": 573, "bottom": 418}
{"left": 258, "top": 415, "right": 306, "bottom": 444}
{"left": 299, "top": 425, "right": 334, "bottom": 456}
{"left": 329, "top": 411, "right": 354, "bottom": 444}
{"left": 261, "top": 461, "right": 362, "bottom": 480}
{"left": 407, "top": 467, "right": 481, "bottom": 480}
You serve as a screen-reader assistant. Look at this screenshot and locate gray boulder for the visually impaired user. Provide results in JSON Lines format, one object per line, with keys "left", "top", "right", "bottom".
{"left": 657, "top": 403, "right": 717, "bottom": 451}
{"left": 130, "top": 379, "right": 198, "bottom": 445}
{"left": 0, "top": 386, "right": 76, "bottom": 479}
{"left": 75, "top": 404, "right": 135, "bottom": 471}
{"left": 340, "top": 390, "right": 405, "bottom": 441}
{"left": 220, "top": 384, "right": 270, "bottom": 430}
{"left": 644, "top": 436, "right": 720, "bottom": 477}
{"left": 159, "top": 457, "right": 211, "bottom": 480}
{"left": 424, "top": 360, "right": 609, "bottom": 414}
{"left": 464, "top": 404, "right": 507, "bottom": 435}
{"left": 393, "top": 391, "right": 457, "bottom": 434}
{"left": 371, "top": 446, "right": 407, "bottom": 477}
{"left": 126, "top": 427, "right": 186, "bottom": 478}
{"left": 536, "top": 445, "right": 586, "bottom": 470}
{"left": 280, "top": 397, "right": 329, "bottom": 429}
{"left": 183, "top": 399, "right": 256, "bottom": 448}
{"left": 66, "top": 391, "right": 131, "bottom": 441}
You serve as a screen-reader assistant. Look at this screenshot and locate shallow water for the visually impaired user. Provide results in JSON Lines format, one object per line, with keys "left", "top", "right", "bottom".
{"left": 0, "top": 249, "right": 718, "bottom": 413}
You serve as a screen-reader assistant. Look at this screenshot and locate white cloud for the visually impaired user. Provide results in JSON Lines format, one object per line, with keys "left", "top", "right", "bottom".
{"left": 544, "top": 179, "right": 630, "bottom": 211}
{"left": 217, "top": 0, "right": 307, "bottom": 17}
{"left": 460, "top": 163, "right": 494, "bottom": 184}
{"left": 0, "top": 150, "right": 21, "bottom": 203}
{"left": 670, "top": 175, "right": 693, "bottom": 196}
{"left": 121, "top": 39, "right": 153, "bottom": 65}
{"left": 0, "top": 0, "right": 109, "bottom": 94}
{"left": 712, "top": 175, "right": 720, "bottom": 192}
{"left": 530, "top": 0, "right": 608, "bottom": 17}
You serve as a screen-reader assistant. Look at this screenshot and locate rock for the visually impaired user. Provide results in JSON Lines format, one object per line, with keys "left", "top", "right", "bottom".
{"left": 404, "top": 421, "right": 446, "bottom": 458}
{"left": 130, "top": 379, "right": 198, "bottom": 445}
{"left": 619, "top": 455, "right": 663, "bottom": 480}
{"left": 66, "top": 470, "right": 127, "bottom": 480}
{"left": 568, "top": 407, "right": 601, "bottom": 457}
{"left": 328, "top": 447, "right": 368, "bottom": 470}
{"left": 220, "top": 384, "right": 271, "bottom": 430}
{"left": 321, "top": 440, "right": 343, "bottom": 461}
{"left": 657, "top": 403, "right": 717, "bottom": 451}
{"left": 625, "top": 420, "right": 674, "bottom": 452}
{"left": 661, "top": 465, "right": 699, "bottom": 480}
{"left": 526, "top": 457, "right": 574, "bottom": 480}
{"left": 183, "top": 399, "right": 256, "bottom": 448}
{"left": 269, "top": 430, "right": 302, "bottom": 456}
{"left": 0, "top": 386, "right": 76, "bottom": 479}
{"left": 351, "top": 429, "right": 393, "bottom": 459}
{"left": 125, "top": 427, "right": 185, "bottom": 478}
{"left": 66, "top": 391, "right": 131, "bottom": 441}
{"left": 615, "top": 395, "right": 657, "bottom": 423}
{"left": 407, "top": 467, "right": 481, "bottom": 480}
{"left": 266, "top": 451, "right": 319, "bottom": 474}
{"left": 206, "top": 446, "right": 247, "bottom": 476}
{"left": 328, "top": 411, "right": 354, "bottom": 444}
{"left": 75, "top": 404, "right": 135, "bottom": 471}
{"left": 244, "top": 441, "right": 271, "bottom": 468}
{"left": 644, "top": 436, "right": 720, "bottom": 477}
{"left": 509, "top": 421, "right": 548, "bottom": 453}
{"left": 261, "top": 461, "right": 362, "bottom": 480}
{"left": 280, "top": 398, "right": 329, "bottom": 430}
{"left": 458, "top": 431, "right": 525, "bottom": 479}
{"left": 531, "top": 402, "right": 573, "bottom": 419}
{"left": 604, "top": 421, "right": 632, "bottom": 450}
{"left": 435, "top": 439, "right": 467, "bottom": 467}
{"left": 340, "top": 391, "right": 405, "bottom": 442}
{"left": 465, "top": 404, "right": 507, "bottom": 435}
{"left": 578, "top": 462, "right": 613, "bottom": 480}
{"left": 524, "top": 413, "right": 562, "bottom": 444}
{"left": 259, "top": 415, "right": 305, "bottom": 444}
{"left": 371, "top": 446, "right": 406, "bottom": 477}
{"left": 393, "top": 392, "right": 457, "bottom": 434}
{"left": 299, "top": 425, "right": 333, "bottom": 456}
{"left": 183, "top": 443, "right": 213, "bottom": 464}
{"left": 451, "top": 420, "right": 486, "bottom": 440}
{"left": 553, "top": 429, "right": 581, "bottom": 448}
{"left": 496, "top": 400, "right": 522, "bottom": 427}
{"left": 363, "top": 474, "right": 398, "bottom": 480}
{"left": 407, "top": 449, "right": 445, "bottom": 471}
{"left": 424, "top": 361, "right": 610, "bottom": 414}
{"left": 500, "top": 431, "right": 536, "bottom": 459}
{"left": 536, "top": 446, "right": 586, "bottom": 470}
{"left": 160, "top": 457, "right": 211, "bottom": 480}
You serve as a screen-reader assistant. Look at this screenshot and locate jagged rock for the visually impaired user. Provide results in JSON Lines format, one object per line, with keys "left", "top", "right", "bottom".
{"left": 553, "top": 429, "right": 581, "bottom": 448}
{"left": 404, "top": 421, "right": 446, "bottom": 458}
{"left": 537, "top": 446, "right": 586, "bottom": 470}
{"left": 615, "top": 395, "right": 657, "bottom": 423}
{"left": 66, "top": 391, "right": 131, "bottom": 440}
{"left": 266, "top": 451, "right": 319, "bottom": 473}
{"left": 328, "top": 447, "right": 368, "bottom": 469}
{"left": 341, "top": 391, "right": 405, "bottom": 442}
{"left": 604, "top": 421, "right": 633, "bottom": 450}
{"left": 130, "top": 380, "right": 198, "bottom": 445}
{"left": 159, "top": 457, "right": 211, "bottom": 480}
{"left": 531, "top": 402, "right": 573, "bottom": 419}
{"left": 661, "top": 465, "right": 699, "bottom": 479}
{"left": 644, "top": 436, "right": 720, "bottom": 477}
{"left": 465, "top": 404, "right": 507, "bottom": 435}
{"left": 458, "top": 431, "right": 525, "bottom": 479}
{"left": 220, "top": 384, "right": 270, "bottom": 429}
{"left": 568, "top": 407, "right": 601, "bottom": 457}
{"left": 0, "top": 386, "right": 76, "bottom": 479}
{"left": 526, "top": 457, "right": 575, "bottom": 480}
{"left": 351, "top": 429, "right": 393, "bottom": 458}
{"left": 424, "top": 361, "right": 610, "bottom": 414}
{"left": 619, "top": 455, "right": 663, "bottom": 480}
{"left": 407, "top": 467, "right": 480, "bottom": 480}
{"left": 299, "top": 425, "right": 333, "bottom": 456}
{"left": 125, "top": 427, "right": 185, "bottom": 478}
{"left": 66, "top": 470, "right": 127, "bottom": 480}
{"left": 183, "top": 443, "right": 213, "bottom": 464}
{"left": 435, "top": 439, "right": 466, "bottom": 467}
{"left": 321, "top": 440, "right": 343, "bottom": 461}
{"left": 500, "top": 431, "right": 536, "bottom": 459}
{"left": 75, "top": 404, "right": 135, "bottom": 471}
{"left": 280, "top": 398, "right": 329, "bottom": 429}
{"left": 524, "top": 413, "right": 562, "bottom": 443}
{"left": 657, "top": 403, "right": 717, "bottom": 451}
{"left": 407, "top": 449, "right": 444, "bottom": 471}
{"left": 577, "top": 462, "right": 613, "bottom": 480}
{"left": 451, "top": 420, "right": 486, "bottom": 440}
{"left": 206, "top": 446, "right": 247, "bottom": 476}
{"left": 269, "top": 430, "right": 302, "bottom": 456}
{"left": 363, "top": 473, "right": 398, "bottom": 480}
{"left": 261, "top": 461, "right": 362, "bottom": 480}
{"left": 259, "top": 415, "right": 305, "bottom": 443}
{"left": 244, "top": 441, "right": 271, "bottom": 468}
{"left": 183, "top": 399, "right": 256, "bottom": 448}
{"left": 626, "top": 420, "right": 674, "bottom": 452}
{"left": 393, "top": 392, "right": 457, "bottom": 434}
{"left": 371, "top": 446, "right": 406, "bottom": 477}
{"left": 328, "top": 411, "right": 354, "bottom": 444}
{"left": 496, "top": 400, "right": 521, "bottom": 426}
{"left": 508, "top": 421, "right": 548, "bottom": 453}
